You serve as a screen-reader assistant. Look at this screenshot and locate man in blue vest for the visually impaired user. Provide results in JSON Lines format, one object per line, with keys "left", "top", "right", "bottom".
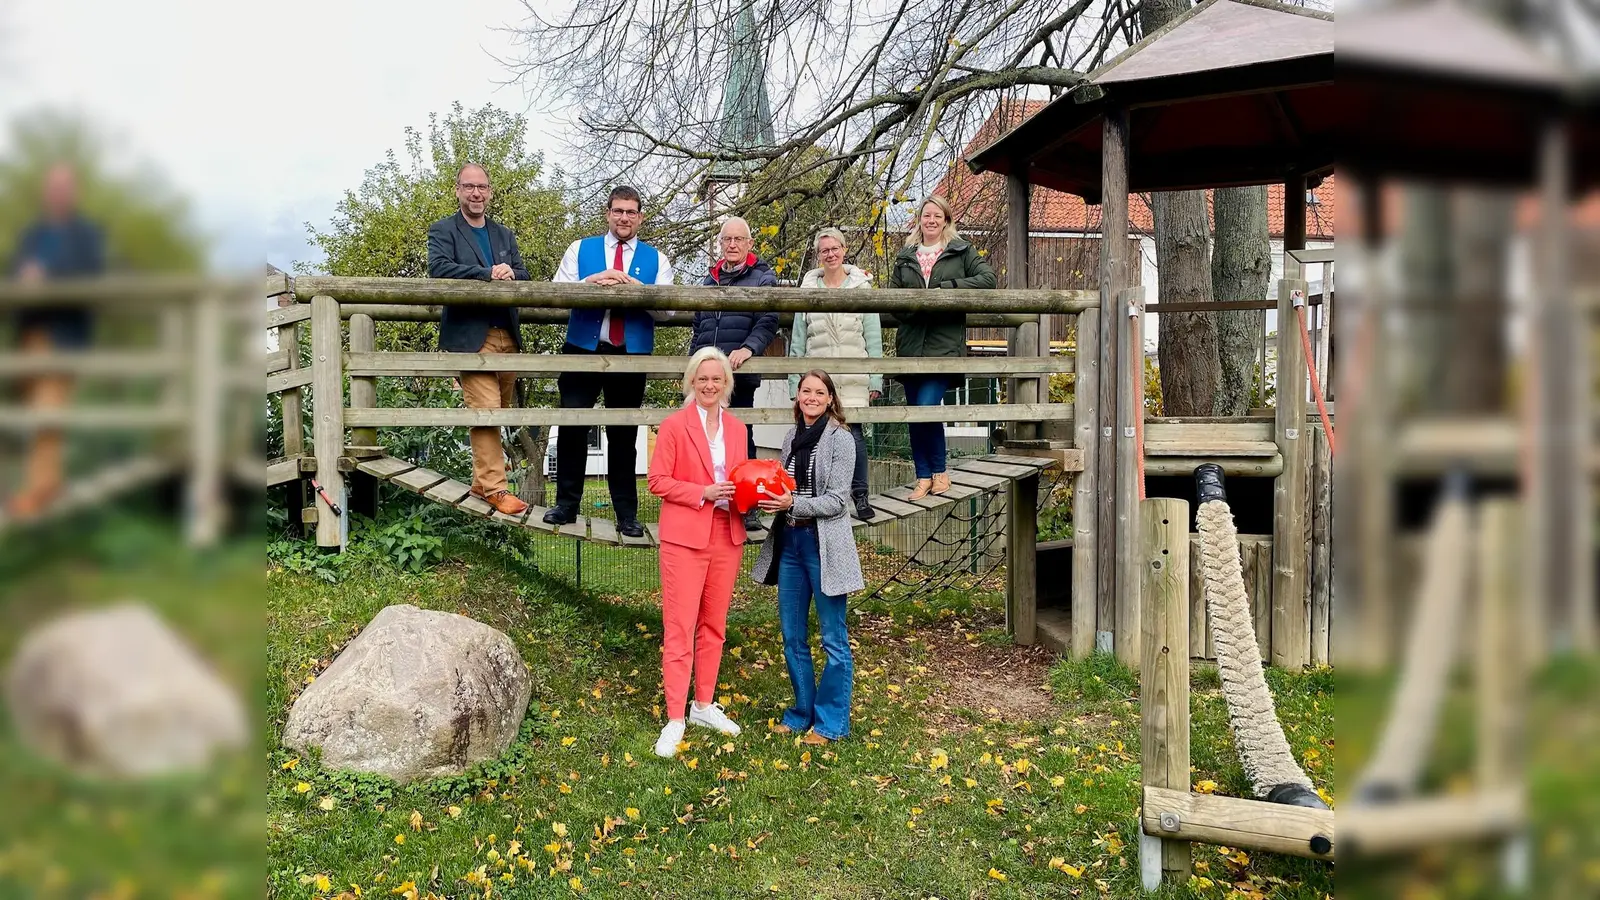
{"left": 543, "top": 186, "right": 675, "bottom": 538}
{"left": 427, "top": 162, "right": 531, "bottom": 516}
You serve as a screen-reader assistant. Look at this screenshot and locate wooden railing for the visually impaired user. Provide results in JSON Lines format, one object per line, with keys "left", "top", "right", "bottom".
{"left": 0, "top": 275, "right": 259, "bottom": 544}
{"left": 269, "top": 275, "right": 1088, "bottom": 549}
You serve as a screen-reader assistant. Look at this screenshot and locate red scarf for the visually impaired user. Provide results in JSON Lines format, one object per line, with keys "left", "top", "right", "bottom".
{"left": 710, "top": 252, "right": 757, "bottom": 284}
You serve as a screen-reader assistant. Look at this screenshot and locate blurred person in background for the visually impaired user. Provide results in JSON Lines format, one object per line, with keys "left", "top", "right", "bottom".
{"left": 6, "top": 162, "right": 103, "bottom": 519}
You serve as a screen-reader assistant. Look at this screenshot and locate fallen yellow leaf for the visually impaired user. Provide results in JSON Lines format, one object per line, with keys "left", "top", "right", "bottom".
{"left": 1194, "top": 779, "right": 1218, "bottom": 794}
{"left": 294, "top": 782, "right": 311, "bottom": 794}
{"left": 409, "top": 810, "right": 423, "bottom": 831}
{"left": 552, "top": 823, "right": 569, "bottom": 838}
{"left": 393, "top": 833, "right": 405, "bottom": 845}
{"left": 318, "top": 796, "right": 337, "bottom": 811}
{"left": 447, "top": 805, "right": 462, "bottom": 818}
{"left": 314, "top": 874, "right": 332, "bottom": 892}
{"left": 625, "top": 808, "right": 640, "bottom": 820}
{"left": 988, "top": 868, "right": 1007, "bottom": 881}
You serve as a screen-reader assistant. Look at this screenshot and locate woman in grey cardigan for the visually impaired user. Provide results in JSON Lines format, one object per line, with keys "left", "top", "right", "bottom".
{"left": 751, "top": 370, "right": 866, "bottom": 745}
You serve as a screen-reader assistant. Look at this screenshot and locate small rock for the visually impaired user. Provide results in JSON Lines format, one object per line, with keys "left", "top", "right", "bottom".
{"left": 4, "top": 602, "right": 247, "bottom": 778}
{"left": 282, "top": 604, "right": 530, "bottom": 783}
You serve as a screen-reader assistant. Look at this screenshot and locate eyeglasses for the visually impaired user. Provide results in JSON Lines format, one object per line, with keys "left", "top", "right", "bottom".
{"left": 458, "top": 182, "right": 491, "bottom": 192}
{"left": 609, "top": 207, "right": 641, "bottom": 218}
{"left": 819, "top": 246, "right": 844, "bottom": 255}
{"left": 720, "top": 236, "right": 750, "bottom": 244}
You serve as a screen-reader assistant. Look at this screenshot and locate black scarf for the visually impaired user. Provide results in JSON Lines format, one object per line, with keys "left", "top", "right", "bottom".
{"left": 786, "top": 416, "right": 830, "bottom": 497}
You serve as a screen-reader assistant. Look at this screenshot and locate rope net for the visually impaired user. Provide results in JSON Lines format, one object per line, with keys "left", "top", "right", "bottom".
{"left": 863, "top": 466, "right": 1071, "bottom": 604}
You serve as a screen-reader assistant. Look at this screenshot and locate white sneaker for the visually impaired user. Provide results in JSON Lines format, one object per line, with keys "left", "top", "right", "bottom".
{"left": 688, "top": 702, "right": 742, "bottom": 736}
{"left": 654, "top": 720, "right": 686, "bottom": 758}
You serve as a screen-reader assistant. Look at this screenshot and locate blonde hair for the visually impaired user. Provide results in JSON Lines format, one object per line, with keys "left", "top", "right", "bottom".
{"left": 813, "top": 227, "right": 848, "bottom": 254}
{"left": 904, "top": 195, "right": 959, "bottom": 248}
{"left": 682, "top": 346, "right": 735, "bottom": 405}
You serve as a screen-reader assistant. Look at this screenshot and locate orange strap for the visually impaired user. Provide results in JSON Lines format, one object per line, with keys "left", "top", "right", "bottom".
{"left": 1295, "top": 303, "right": 1336, "bottom": 456}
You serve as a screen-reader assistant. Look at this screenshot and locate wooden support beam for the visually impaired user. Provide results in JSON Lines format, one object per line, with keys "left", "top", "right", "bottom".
{"left": 336, "top": 304, "right": 1047, "bottom": 330}
{"left": 344, "top": 353, "right": 1068, "bottom": 377}
{"left": 1310, "top": 424, "right": 1333, "bottom": 667}
{"left": 188, "top": 291, "right": 225, "bottom": 546}
{"left": 1006, "top": 172, "right": 1041, "bottom": 442}
{"left": 1008, "top": 472, "right": 1040, "bottom": 645}
{"left": 1116, "top": 286, "right": 1144, "bottom": 668}
{"left": 1339, "top": 789, "right": 1523, "bottom": 856}
{"left": 292, "top": 275, "right": 1097, "bottom": 314}
{"left": 1072, "top": 306, "right": 1101, "bottom": 659}
{"left": 344, "top": 403, "right": 1073, "bottom": 428}
{"left": 1098, "top": 106, "right": 1130, "bottom": 659}
{"left": 267, "top": 304, "right": 311, "bottom": 328}
{"left": 348, "top": 313, "right": 378, "bottom": 449}
{"left": 1272, "top": 276, "right": 1312, "bottom": 668}
{"left": 1140, "top": 498, "right": 1191, "bottom": 887}
{"left": 310, "top": 295, "right": 347, "bottom": 549}
{"left": 1142, "top": 787, "right": 1334, "bottom": 861}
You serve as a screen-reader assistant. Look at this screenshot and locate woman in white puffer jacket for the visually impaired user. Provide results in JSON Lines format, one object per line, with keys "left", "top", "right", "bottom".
{"left": 793, "top": 228, "right": 883, "bottom": 521}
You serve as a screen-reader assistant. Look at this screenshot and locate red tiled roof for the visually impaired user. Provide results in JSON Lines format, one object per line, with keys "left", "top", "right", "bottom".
{"left": 937, "top": 99, "right": 1336, "bottom": 240}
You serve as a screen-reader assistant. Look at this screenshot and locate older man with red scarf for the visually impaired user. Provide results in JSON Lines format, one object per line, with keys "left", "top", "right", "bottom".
{"left": 692, "top": 216, "right": 780, "bottom": 532}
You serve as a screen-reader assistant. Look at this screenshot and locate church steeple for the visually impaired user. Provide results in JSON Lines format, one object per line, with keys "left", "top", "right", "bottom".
{"left": 705, "top": 0, "right": 774, "bottom": 188}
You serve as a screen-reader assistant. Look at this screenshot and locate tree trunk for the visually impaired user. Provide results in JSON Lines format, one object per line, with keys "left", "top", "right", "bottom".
{"left": 1140, "top": 0, "right": 1217, "bottom": 418}
{"left": 1398, "top": 186, "right": 1453, "bottom": 414}
{"left": 1212, "top": 185, "right": 1271, "bottom": 416}
{"left": 1153, "top": 191, "right": 1218, "bottom": 416}
{"left": 1445, "top": 190, "right": 1512, "bottom": 413}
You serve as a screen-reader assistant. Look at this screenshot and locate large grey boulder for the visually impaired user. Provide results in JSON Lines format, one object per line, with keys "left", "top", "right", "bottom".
{"left": 282, "top": 604, "right": 531, "bottom": 783}
{"left": 4, "top": 602, "right": 248, "bottom": 778}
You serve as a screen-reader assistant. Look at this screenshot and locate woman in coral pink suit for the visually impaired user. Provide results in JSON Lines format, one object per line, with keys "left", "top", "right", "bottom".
{"left": 645, "top": 347, "right": 749, "bottom": 758}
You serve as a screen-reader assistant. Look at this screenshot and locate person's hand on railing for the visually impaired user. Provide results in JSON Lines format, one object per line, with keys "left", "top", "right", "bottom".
{"left": 582, "top": 270, "right": 639, "bottom": 286}
{"left": 728, "top": 348, "right": 753, "bottom": 369}
{"left": 490, "top": 263, "right": 515, "bottom": 281}
{"left": 17, "top": 260, "right": 43, "bottom": 284}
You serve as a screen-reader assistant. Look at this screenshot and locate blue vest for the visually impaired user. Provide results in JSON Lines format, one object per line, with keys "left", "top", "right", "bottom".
{"left": 565, "top": 236, "right": 661, "bottom": 353}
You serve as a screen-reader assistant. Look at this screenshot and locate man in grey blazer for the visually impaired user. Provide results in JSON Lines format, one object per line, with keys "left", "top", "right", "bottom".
{"left": 427, "top": 163, "right": 530, "bottom": 516}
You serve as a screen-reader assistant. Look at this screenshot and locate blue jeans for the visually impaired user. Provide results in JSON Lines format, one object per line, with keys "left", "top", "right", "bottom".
{"left": 901, "top": 375, "right": 950, "bottom": 479}
{"left": 777, "top": 528, "right": 853, "bottom": 740}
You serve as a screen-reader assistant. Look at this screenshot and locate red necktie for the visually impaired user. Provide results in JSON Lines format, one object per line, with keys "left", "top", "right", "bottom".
{"left": 609, "top": 240, "right": 626, "bottom": 347}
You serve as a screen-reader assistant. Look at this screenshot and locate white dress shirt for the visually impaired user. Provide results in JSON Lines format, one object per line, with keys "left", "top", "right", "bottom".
{"left": 696, "top": 403, "right": 729, "bottom": 511}
{"left": 554, "top": 232, "right": 677, "bottom": 339}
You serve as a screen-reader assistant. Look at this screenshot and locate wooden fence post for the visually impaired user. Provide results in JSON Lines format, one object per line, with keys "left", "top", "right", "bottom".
{"left": 1072, "top": 307, "right": 1101, "bottom": 659}
{"left": 310, "top": 294, "right": 347, "bottom": 549}
{"left": 1098, "top": 106, "right": 1130, "bottom": 658}
{"left": 187, "top": 291, "right": 224, "bottom": 546}
{"left": 1008, "top": 471, "right": 1040, "bottom": 645}
{"left": 1272, "top": 276, "right": 1311, "bottom": 668}
{"left": 1140, "top": 496, "right": 1191, "bottom": 890}
{"left": 1310, "top": 423, "right": 1332, "bottom": 667}
{"left": 1115, "top": 285, "right": 1144, "bottom": 667}
{"left": 347, "top": 312, "right": 379, "bottom": 519}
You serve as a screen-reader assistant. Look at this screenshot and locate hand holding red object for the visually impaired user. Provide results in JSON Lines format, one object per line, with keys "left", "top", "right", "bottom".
{"left": 729, "top": 458, "right": 795, "bottom": 514}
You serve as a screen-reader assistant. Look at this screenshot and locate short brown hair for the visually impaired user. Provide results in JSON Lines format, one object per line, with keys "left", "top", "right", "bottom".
{"left": 608, "top": 185, "right": 642, "bottom": 210}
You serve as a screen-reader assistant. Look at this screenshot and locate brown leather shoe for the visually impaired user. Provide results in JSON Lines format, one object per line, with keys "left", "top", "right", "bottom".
{"left": 6, "top": 485, "right": 59, "bottom": 521}
{"left": 798, "top": 731, "right": 832, "bottom": 746}
{"left": 908, "top": 478, "right": 933, "bottom": 501}
{"left": 931, "top": 472, "right": 951, "bottom": 495}
{"left": 770, "top": 722, "right": 793, "bottom": 735}
{"left": 472, "top": 488, "right": 529, "bottom": 516}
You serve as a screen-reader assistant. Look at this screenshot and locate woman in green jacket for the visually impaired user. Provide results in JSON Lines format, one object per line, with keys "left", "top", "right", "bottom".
{"left": 888, "top": 195, "right": 996, "bottom": 500}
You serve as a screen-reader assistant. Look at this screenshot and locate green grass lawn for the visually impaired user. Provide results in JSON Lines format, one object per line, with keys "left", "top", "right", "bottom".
{"left": 267, "top": 536, "right": 1336, "bottom": 900}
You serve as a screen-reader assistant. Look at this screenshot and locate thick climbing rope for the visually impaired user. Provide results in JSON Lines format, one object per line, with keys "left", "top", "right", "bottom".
{"left": 1293, "top": 292, "right": 1337, "bottom": 456}
{"left": 1192, "top": 465, "right": 1323, "bottom": 806}
{"left": 1352, "top": 471, "right": 1472, "bottom": 802}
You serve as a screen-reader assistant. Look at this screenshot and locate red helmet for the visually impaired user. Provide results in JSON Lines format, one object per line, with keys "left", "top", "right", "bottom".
{"left": 729, "top": 458, "right": 796, "bottom": 514}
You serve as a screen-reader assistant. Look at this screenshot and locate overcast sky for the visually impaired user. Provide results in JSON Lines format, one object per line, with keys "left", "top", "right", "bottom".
{"left": 0, "top": 0, "right": 559, "bottom": 273}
